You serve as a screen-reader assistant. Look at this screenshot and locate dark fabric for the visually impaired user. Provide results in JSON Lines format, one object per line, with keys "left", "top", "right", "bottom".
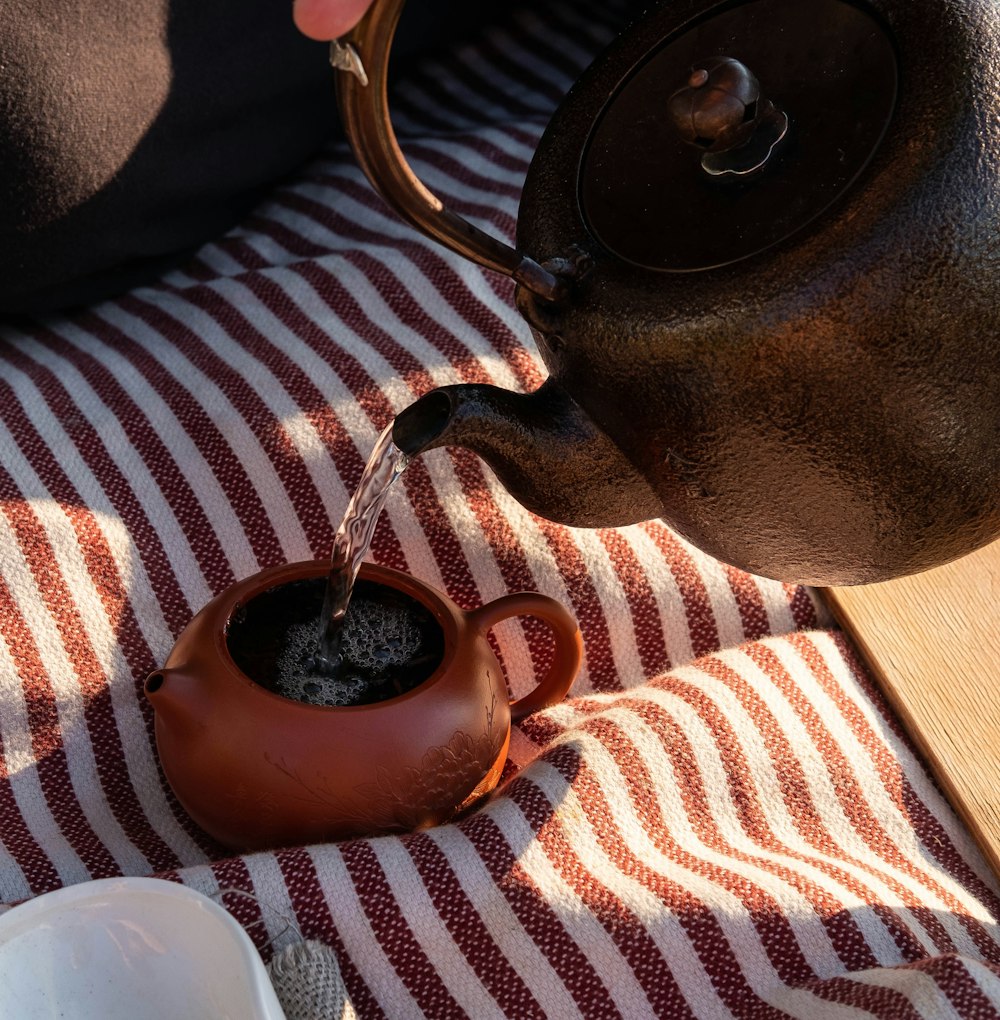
{"left": 0, "top": 0, "right": 497, "bottom": 314}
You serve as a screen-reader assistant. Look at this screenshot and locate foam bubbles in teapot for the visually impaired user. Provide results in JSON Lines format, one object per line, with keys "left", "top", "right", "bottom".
{"left": 273, "top": 622, "right": 368, "bottom": 707}
{"left": 274, "top": 593, "right": 430, "bottom": 707}
{"left": 226, "top": 575, "right": 445, "bottom": 707}
{"left": 338, "top": 595, "right": 425, "bottom": 671}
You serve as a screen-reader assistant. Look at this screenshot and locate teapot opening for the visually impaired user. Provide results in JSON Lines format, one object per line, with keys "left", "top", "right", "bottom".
{"left": 227, "top": 576, "right": 446, "bottom": 709}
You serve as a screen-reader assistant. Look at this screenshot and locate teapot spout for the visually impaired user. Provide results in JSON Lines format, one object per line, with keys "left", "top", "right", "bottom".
{"left": 144, "top": 667, "right": 201, "bottom": 738}
{"left": 392, "top": 380, "right": 661, "bottom": 528}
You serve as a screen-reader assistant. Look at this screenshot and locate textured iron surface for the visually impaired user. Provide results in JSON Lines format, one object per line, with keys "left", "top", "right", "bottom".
{"left": 518, "top": 0, "right": 1000, "bottom": 584}
{"left": 402, "top": 0, "right": 1000, "bottom": 585}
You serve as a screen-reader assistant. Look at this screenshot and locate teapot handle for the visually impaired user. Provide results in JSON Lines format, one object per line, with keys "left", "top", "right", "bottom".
{"left": 332, "top": 0, "right": 565, "bottom": 301}
{"left": 467, "top": 593, "right": 582, "bottom": 720}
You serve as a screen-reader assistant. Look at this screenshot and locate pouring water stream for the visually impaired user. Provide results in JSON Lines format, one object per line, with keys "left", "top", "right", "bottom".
{"left": 315, "top": 421, "right": 411, "bottom": 671}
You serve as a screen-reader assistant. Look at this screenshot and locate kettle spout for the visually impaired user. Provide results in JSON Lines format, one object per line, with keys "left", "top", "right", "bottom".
{"left": 392, "top": 380, "right": 661, "bottom": 528}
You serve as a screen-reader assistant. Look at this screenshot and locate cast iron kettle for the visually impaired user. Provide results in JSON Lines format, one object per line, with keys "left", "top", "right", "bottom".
{"left": 334, "top": 0, "right": 1000, "bottom": 585}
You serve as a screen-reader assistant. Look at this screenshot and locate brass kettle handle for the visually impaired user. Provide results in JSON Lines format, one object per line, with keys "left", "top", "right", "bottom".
{"left": 331, "top": 0, "right": 565, "bottom": 301}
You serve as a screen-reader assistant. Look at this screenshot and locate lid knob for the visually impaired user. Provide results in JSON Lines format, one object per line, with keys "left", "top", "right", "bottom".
{"left": 667, "top": 57, "right": 788, "bottom": 176}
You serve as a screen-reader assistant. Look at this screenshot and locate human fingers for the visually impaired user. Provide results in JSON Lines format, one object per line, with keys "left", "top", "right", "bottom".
{"left": 293, "top": 0, "right": 373, "bottom": 41}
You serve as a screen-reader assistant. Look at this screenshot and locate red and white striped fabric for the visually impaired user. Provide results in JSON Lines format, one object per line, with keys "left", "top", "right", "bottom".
{"left": 2, "top": 2, "right": 999, "bottom": 1016}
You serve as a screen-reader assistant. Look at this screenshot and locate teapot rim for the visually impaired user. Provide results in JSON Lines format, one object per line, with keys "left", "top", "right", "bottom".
{"left": 214, "top": 560, "right": 461, "bottom": 715}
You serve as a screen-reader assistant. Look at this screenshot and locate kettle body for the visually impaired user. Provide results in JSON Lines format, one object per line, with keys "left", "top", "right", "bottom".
{"left": 339, "top": 0, "right": 1000, "bottom": 585}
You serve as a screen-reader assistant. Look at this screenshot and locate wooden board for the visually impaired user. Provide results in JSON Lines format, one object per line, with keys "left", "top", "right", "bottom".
{"left": 823, "top": 538, "right": 1000, "bottom": 876}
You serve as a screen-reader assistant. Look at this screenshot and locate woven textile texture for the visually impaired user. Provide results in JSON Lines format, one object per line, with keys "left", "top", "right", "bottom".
{"left": 2, "top": 2, "right": 999, "bottom": 1016}
{"left": 268, "top": 939, "right": 358, "bottom": 1019}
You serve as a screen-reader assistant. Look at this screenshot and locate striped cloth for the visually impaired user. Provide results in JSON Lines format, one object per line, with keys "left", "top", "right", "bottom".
{"left": 2, "top": 2, "right": 1000, "bottom": 1016}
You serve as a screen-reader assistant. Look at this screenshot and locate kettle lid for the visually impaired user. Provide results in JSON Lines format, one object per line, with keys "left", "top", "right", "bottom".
{"left": 580, "top": 0, "right": 898, "bottom": 272}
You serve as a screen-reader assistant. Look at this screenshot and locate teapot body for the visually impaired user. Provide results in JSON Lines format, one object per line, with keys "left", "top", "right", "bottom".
{"left": 145, "top": 562, "right": 511, "bottom": 850}
{"left": 511, "top": 0, "right": 1000, "bottom": 584}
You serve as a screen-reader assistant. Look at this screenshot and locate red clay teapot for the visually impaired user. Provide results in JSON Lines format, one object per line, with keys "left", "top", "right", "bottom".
{"left": 145, "top": 561, "right": 581, "bottom": 850}
{"left": 335, "top": 0, "right": 1000, "bottom": 585}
